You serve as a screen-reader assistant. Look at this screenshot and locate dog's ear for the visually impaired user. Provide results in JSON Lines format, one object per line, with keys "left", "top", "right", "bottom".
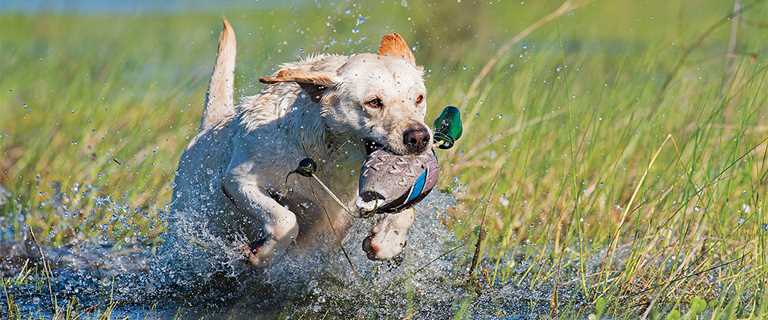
{"left": 259, "top": 69, "right": 337, "bottom": 102}
{"left": 378, "top": 33, "right": 415, "bottom": 65}
{"left": 259, "top": 69, "right": 335, "bottom": 86}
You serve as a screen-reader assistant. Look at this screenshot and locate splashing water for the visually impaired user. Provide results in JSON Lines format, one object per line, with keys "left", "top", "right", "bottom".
{"left": 1, "top": 192, "right": 586, "bottom": 318}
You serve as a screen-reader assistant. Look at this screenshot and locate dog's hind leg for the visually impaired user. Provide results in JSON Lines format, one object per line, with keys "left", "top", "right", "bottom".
{"left": 200, "top": 18, "right": 236, "bottom": 130}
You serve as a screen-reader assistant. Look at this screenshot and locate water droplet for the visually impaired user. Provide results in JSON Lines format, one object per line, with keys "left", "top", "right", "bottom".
{"left": 499, "top": 195, "right": 509, "bottom": 207}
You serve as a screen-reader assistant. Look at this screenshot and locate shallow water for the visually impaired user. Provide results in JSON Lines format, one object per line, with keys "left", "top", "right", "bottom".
{"left": 1, "top": 192, "right": 587, "bottom": 319}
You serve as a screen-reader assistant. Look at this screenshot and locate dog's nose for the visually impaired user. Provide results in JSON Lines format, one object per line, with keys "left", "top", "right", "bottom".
{"left": 403, "top": 126, "right": 430, "bottom": 154}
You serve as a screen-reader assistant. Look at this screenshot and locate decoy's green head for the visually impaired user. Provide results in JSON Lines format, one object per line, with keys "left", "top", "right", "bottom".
{"left": 432, "top": 106, "right": 462, "bottom": 149}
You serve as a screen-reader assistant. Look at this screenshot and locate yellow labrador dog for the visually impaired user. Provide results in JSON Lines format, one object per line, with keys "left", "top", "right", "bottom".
{"left": 169, "top": 20, "right": 431, "bottom": 268}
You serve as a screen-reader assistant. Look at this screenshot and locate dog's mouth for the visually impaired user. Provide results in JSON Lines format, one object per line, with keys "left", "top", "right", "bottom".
{"left": 363, "top": 139, "right": 385, "bottom": 155}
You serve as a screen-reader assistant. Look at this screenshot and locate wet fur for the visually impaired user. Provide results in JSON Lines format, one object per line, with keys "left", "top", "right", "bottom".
{"left": 170, "top": 20, "right": 429, "bottom": 267}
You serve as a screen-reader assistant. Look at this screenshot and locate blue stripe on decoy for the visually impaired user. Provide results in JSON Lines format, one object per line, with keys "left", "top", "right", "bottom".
{"left": 406, "top": 168, "right": 428, "bottom": 204}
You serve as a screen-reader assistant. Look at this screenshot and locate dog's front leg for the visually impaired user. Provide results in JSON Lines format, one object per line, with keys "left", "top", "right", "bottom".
{"left": 362, "top": 208, "right": 415, "bottom": 260}
{"left": 222, "top": 174, "right": 298, "bottom": 267}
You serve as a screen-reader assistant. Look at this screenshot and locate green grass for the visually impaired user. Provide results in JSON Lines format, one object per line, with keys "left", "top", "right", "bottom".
{"left": 2, "top": 0, "right": 768, "bottom": 318}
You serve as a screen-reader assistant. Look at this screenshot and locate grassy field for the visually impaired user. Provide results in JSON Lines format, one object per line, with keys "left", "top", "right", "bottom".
{"left": 2, "top": 0, "right": 768, "bottom": 318}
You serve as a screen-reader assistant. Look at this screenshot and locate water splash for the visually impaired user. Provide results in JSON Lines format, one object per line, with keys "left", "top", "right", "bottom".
{"left": 1, "top": 192, "right": 586, "bottom": 318}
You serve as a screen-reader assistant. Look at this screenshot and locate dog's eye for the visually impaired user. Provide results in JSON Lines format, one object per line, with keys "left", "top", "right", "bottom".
{"left": 415, "top": 94, "right": 424, "bottom": 105}
{"left": 365, "top": 97, "right": 384, "bottom": 109}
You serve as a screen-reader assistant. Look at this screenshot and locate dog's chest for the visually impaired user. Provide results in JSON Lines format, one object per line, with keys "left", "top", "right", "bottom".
{"left": 278, "top": 140, "right": 364, "bottom": 212}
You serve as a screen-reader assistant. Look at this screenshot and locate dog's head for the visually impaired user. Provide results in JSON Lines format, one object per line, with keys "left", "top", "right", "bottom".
{"left": 260, "top": 33, "right": 430, "bottom": 155}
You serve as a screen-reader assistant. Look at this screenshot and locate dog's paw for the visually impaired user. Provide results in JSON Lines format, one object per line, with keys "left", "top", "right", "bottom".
{"left": 240, "top": 238, "right": 277, "bottom": 268}
{"left": 362, "top": 209, "right": 414, "bottom": 261}
{"left": 362, "top": 227, "right": 408, "bottom": 261}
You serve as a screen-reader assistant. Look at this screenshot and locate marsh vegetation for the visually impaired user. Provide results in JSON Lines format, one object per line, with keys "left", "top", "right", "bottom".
{"left": 1, "top": 0, "right": 767, "bottom": 318}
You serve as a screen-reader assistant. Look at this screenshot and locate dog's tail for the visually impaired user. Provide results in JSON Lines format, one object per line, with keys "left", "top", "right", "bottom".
{"left": 200, "top": 18, "right": 237, "bottom": 131}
